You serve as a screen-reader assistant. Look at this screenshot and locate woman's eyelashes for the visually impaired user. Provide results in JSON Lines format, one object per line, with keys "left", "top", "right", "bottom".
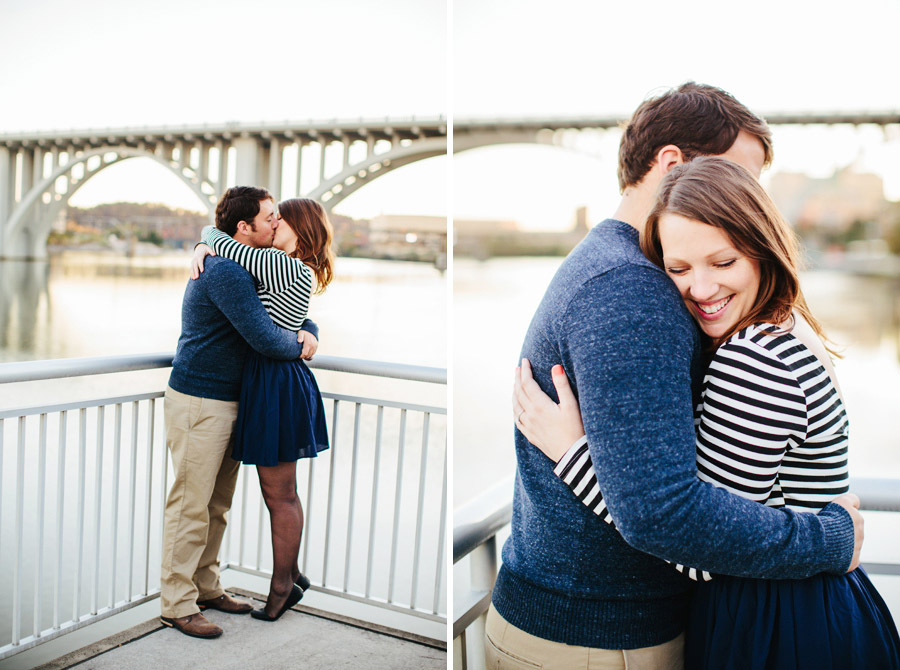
{"left": 664, "top": 258, "right": 739, "bottom": 275}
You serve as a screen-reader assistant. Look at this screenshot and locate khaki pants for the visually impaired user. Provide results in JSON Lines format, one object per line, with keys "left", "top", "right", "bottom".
{"left": 160, "top": 386, "right": 240, "bottom": 618}
{"left": 485, "top": 604, "right": 684, "bottom": 670}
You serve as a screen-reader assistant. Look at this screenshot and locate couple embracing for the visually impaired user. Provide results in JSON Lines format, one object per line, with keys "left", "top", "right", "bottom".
{"left": 159, "top": 186, "right": 335, "bottom": 638}
{"left": 494, "top": 83, "right": 900, "bottom": 669}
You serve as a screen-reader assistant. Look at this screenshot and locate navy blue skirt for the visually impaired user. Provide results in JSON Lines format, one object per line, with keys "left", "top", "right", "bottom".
{"left": 685, "top": 567, "right": 900, "bottom": 669}
{"left": 232, "top": 349, "right": 330, "bottom": 467}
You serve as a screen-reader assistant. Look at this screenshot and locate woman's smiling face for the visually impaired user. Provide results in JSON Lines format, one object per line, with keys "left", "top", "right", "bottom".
{"left": 658, "top": 212, "right": 761, "bottom": 343}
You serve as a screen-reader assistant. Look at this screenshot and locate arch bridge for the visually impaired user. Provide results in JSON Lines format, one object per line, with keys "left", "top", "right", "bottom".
{"left": 3, "top": 112, "right": 899, "bottom": 259}
{"left": 0, "top": 117, "right": 446, "bottom": 259}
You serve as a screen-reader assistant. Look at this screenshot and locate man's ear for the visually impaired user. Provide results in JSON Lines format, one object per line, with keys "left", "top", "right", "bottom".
{"left": 654, "top": 144, "right": 685, "bottom": 176}
{"left": 235, "top": 220, "right": 250, "bottom": 236}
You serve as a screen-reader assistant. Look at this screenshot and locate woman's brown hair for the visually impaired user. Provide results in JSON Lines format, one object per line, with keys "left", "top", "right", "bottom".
{"left": 277, "top": 198, "right": 335, "bottom": 293}
{"left": 641, "top": 156, "right": 834, "bottom": 353}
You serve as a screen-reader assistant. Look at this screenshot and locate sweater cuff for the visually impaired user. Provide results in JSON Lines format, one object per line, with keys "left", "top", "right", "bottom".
{"left": 299, "top": 318, "right": 319, "bottom": 340}
{"left": 817, "top": 502, "right": 856, "bottom": 574}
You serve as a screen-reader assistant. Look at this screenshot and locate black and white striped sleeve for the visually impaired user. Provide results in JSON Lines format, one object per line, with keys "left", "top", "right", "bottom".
{"left": 553, "top": 436, "right": 614, "bottom": 524}
{"left": 202, "top": 226, "right": 311, "bottom": 294}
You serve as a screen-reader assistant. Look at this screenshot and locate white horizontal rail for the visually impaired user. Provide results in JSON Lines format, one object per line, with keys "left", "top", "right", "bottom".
{"left": 0, "top": 353, "right": 446, "bottom": 385}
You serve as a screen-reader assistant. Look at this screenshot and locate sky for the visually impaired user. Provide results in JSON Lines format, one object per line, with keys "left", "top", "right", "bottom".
{"left": 453, "top": 0, "right": 900, "bottom": 229}
{"left": 2, "top": 0, "right": 899, "bottom": 227}
{"left": 0, "top": 0, "right": 448, "bottom": 217}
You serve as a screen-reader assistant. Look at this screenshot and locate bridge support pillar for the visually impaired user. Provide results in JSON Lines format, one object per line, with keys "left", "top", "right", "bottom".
{"left": 268, "top": 138, "right": 282, "bottom": 201}
{"left": 32, "top": 147, "right": 44, "bottom": 185}
{"left": 342, "top": 139, "right": 351, "bottom": 171}
{"left": 319, "top": 141, "right": 328, "bottom": 182}
{"left": 295, "top": 141, "right": 304, "bottom": 196}
{"left": 216, "top": 140, "right": 228, "bottom": 194}
{"left": 20, "top": 150, "right": 34, "bottom": 199}
{"left": 258, "top": 143, "right": 270, "bottom": 193}
{"left": 0, "top": 147, "right": 11, "bottom": 221}
{"left": 0, "top": 146, "right": 10, "bottom": 256}
{"left": 233, "top": 137, "right": 260, "bottom": 188}
{"left": 196, "top": 141, "right": 208, "bottom": 184}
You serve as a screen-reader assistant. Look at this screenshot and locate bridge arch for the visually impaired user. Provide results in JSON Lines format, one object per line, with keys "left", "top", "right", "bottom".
{"left": 4, "top": 148, "right": 217, "bottom": 258}
{"left": 312, "top": 131, "right": 562, "bottom": 211}
{"left": 309, "top": 138, "right": 447, "bottom": 209}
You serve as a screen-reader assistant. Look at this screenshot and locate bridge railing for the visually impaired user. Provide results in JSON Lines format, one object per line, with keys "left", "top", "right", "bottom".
{"left": 0, "top": 354, "right": 447, "bottom": 661}
{"left": 452, "top": 477, "right": 900, "bottom": 670}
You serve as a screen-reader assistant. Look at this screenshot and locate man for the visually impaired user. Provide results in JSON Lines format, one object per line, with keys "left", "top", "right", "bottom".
{"left": 487, "top": 83, "right": 864, "bottom": 668}
{"left": 160, "top": 186, "right": 318, "bottom": 639}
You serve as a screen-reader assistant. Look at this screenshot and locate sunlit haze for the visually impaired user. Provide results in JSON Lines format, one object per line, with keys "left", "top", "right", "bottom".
{"left": 0, "top": 0, "right": 447, "bottom": 218}
{"left": 454, "top": 0, "right": 900, "bottom": 230}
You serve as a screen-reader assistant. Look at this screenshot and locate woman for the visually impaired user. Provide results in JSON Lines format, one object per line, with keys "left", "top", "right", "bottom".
{"left": 513, "top": 157, "right": 900, "bottom": 668}
{"left": 193, "top": 197, "right": 335, "bottom": 622}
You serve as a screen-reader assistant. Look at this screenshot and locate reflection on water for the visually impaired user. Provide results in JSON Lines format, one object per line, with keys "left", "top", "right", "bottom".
{"left": 0, "top": 252, "right": 447, "bottom": 368}
{"left": 453, "top": 257, "right": 900, "bottom": 505}
{"left": 0, "top": 261, "right": 51, "bottom": 358}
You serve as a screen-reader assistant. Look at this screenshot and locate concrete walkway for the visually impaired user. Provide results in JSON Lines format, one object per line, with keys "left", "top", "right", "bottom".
{"left": 35, "top": 589, "right": 446, "bottom": 670}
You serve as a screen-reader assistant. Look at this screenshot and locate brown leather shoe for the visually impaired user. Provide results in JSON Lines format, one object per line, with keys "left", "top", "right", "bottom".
{"left": 197, "top": 593, "right": 253, "bottom": 615}
{"left": 160, "top": 613, "right": 223, "bottom": 639}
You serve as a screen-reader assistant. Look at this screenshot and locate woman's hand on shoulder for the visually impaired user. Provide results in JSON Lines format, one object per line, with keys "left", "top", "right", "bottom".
{"left": 512, "top": 358, "right": 586, "bottom": 462}
{"left": 190, "top": 243, "right": 216, "bottom": 280}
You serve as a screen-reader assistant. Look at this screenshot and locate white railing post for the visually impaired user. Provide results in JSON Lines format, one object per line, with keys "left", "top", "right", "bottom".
{"left": 464, "top": 539, "right": 496, "bottom": 670}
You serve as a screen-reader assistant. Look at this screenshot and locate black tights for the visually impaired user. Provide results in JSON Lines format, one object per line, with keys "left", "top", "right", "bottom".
{"left": 257, "top": 461, "right": 304, "bottom": 617}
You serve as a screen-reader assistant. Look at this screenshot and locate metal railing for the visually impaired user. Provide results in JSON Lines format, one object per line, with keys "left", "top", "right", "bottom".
{"left": 452, "top": 478, "right": 513, "bottom": 670}
{"left": 452, "top": 477, "right": 900, "bottom": 670}
{"left": 0, "top": 353, "right": 447, "bottom": 661}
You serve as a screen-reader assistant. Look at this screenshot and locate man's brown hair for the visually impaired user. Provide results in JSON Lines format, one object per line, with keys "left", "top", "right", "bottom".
{"left": 617, "top": 82, "right": 773, "bottom": 192}
{"left": 215, "top": 185, "right": 273, "bottom": 236}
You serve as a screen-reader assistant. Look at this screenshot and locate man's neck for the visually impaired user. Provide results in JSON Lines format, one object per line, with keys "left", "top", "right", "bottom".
{"left": 611, "top": 184, "right": 656, "bottom": 236}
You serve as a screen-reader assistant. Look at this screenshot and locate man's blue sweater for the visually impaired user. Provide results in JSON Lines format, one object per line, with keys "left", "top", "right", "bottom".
{"left": 168, "top": 256, "right": 315, "bottom": 401}
{"left": 492, "top": 220, "right": 856, "bottom": 649}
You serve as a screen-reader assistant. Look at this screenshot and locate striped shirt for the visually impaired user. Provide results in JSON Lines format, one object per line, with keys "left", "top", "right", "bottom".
{"left": 202, "top": 226, "right": 314, "bottom": 331}
{"left": 554, "top": 322, "right": 850, "bottom": 581}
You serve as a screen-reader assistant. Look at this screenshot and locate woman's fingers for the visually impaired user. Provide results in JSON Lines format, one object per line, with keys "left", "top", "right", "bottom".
{"left": 190, "top": 245, "right": 215, "bottom": 280}
{"left": 551, "top": 365, "right": 577, "bottom": 407}
{"left": 518, "top": 358, "right": 547, "bottom": 403}
{"left": 512, "top": 367, "right": 530, "bottom": 426}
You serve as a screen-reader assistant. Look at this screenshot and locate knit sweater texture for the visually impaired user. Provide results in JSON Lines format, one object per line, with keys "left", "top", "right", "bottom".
{"left": 168, "top": 256, "right": 315, "bottom": 401}
{"left": 492, "top": 220, "right": 856, "bottom": 649}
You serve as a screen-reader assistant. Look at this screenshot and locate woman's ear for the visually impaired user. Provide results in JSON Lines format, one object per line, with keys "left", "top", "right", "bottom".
{"left": 655, "top": 144, "right": 685, "bottom": 176}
